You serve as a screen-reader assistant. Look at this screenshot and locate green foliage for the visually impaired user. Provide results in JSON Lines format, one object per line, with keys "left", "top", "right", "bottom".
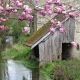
{"left": 22, "top": 59, "right": 39, "bottom": 68}
{"left": 40, "top": 62, "right": 55, "bottom": 80}
{"left": 40, "top": 59, "right": 80, "bottom": 80}
{"left": 3, "top": 19, "right": 27, "bottom": 41}
{"left": 1, "top": 42, "right": 39, "bottom": 68}
{"left": 1, "top": 43, "right": 31, "bottom": 59}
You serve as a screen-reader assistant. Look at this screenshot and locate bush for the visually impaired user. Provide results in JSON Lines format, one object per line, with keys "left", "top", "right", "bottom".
{"left": 40, "top": 59, "right": 80, "bottom": 80}
{"left": 53, "top": 59, "right": 80, "bottom": 80}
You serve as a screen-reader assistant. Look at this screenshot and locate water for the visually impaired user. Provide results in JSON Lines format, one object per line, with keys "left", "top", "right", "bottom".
{"left": 0, "top": 36, "right": 40, "bottom": 80}
{"left": 0, "top": 57, "right": 39, "bottom": 80}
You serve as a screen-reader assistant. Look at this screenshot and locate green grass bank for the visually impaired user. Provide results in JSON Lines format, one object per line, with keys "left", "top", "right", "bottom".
{"left": 1, "top": 43, "right": 80, "bottom": 80}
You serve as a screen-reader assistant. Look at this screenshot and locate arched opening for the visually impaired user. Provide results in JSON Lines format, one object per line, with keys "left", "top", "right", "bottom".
{"left": 62, "top": 43, "right": 72, "bottom": 60}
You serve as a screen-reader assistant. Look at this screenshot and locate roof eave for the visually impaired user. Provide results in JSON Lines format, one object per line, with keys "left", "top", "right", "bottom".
{"left": 31, "top": 32, "right": 50, "bottom": 49}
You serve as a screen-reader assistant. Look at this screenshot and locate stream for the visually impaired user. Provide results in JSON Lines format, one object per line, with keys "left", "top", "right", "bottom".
{"left": 0, "top": 36, "right": 41, "bottom": 80}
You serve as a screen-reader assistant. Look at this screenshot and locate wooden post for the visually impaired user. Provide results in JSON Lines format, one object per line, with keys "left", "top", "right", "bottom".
{"left": 30, "top": 10, "right": 37, "bottom": 35}
{"left": 28, "top": 0, "right": 37, "bottom": 35}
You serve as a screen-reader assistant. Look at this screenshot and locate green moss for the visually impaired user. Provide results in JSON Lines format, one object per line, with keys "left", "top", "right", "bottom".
{"left": 25, "top": 20, "right": 51, "bottom": 45}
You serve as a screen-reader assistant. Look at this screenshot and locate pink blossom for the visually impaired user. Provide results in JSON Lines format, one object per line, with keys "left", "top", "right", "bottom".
{"left": 53, "top": 0, "right": 63, "bottom": 6}
{"left": 21, "top": 12, "right": 26, "bottom": 17}
{"left": 0, "top": 26, "right": 5, "bottom": 30}
{"left": 0, "top": 6, "right": 4, "bottom": 13}
{"left": 59, "top": 28, "right": 65, "bottom": 33}
{"left": 0, "top": 18, "right": 7, "bottom": 23}
{"left": 38, "top": 10, "right": 46, "bottom": 16}
{"left": 23, "top": 5, "right": 32, "bottom": 14}
{"left": 53, "top": 0, "right": 60, "bottom": 3}
{"left": 69, "top": 12, "right": 76, "bottom": 17}
{"left": 57, "top": 21, "right": 62, "bottom": 28}
{"left": 69, "top": 12, "right": 79, "bottom": 17}
{"left": 71, "top": 41, "right": 77, "bottom": 48}
{"left": 23, "top": 5, "right": 29, "bottom": 9}
{"left": 5, "top": 11, "right": 11, "bottom": 15}
{"left": 18, "top": 16, "right": 24, "bottom": 21}
{"left": 35, "top": 6, "right": 44, "bottom": 11}
{"left": 11, "top": 1, "right": 15, "bottom": 7}
{"left": 60, "top": 4, "right": 66, "bottom": 11}
{"left": 15, "top": 1, "right": 22, "bottom": 6}
{"left": 44, "top": 5, "right": 51, "bottom": 11}
{"left": 47, "top": 9, "right": 53, "bottom": 15}
{"left": 53, "top": 7, "right": 62, "bottom": 13}
{"left": 50, "top": 27, "right": 55, "bottom": 33}
{"left": 6, "top": 5, "right": 12, "bottom": 10}
{"left": 51, "top": 19, "right": 57, "bottom": 25}
{"left": 46, "top": 0, "right": 53, "bottom": 4}
{"left": 25, "top": 8, "right": 32, "bottom": 14}
{"left": 25, "top": 14, "right": 33, "bottom": 21}
{"left": 12, "top": 9, "right": 18, "bottom": 13}
{"left": 75, "top": 13, "right": 80, "bottom": 17}
{"left": 62, "top": 11, "right": 67, "bottom": 15}
{"left": 22, "top": 27, "right": 28, "bottom": 33}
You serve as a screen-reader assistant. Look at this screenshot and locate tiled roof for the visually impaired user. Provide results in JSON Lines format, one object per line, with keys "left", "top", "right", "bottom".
{"left": 24, "top": 14, "right": 64, "bottom": 47}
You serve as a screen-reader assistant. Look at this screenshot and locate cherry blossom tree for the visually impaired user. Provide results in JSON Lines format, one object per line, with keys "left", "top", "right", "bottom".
{"left": 0, "top": 0, "right": 80, "bottom": 47}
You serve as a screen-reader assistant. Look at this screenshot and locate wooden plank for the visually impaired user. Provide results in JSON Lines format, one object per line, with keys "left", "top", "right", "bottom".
{"left": 39, "top": 17, "right": 75, "bottom": 64}
{"left": 51, "top": 31, "right": 58, "bottom": 60}
{"left": 48, "top": 36, "right": 52, "bottom": 62}
{"left": 69, "top": 18, "right": 75, "bottom": 41}
{"left": 44, "top": 38, "right": 49, "bottom": 62}
{"left": 62, "top": 18, "right": 75, "bottom": 43}
{"left": 39, "top": 42, "right": 45, "bottom": 66}
{"left": 62, "top": 19, "right": 68, "bottom": 43}
{"left": 58, "top": 32, "right": 62, "bottom": 60}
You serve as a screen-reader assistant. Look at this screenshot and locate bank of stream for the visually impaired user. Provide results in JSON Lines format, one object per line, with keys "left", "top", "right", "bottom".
{"left": 0, "top": 36, "right": 42, "bottom": 80}
{"left": 1, "top": 36, "right": 80, "bottom": 80}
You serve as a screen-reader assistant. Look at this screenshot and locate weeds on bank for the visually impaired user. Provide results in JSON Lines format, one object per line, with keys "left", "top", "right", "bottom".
{"left": 40, "top": 59, "right": 80, "bottom": 80}
{"left": 1, "top": 41, "right": 80, "bottom": 80}
{"left": 1, "top": 43, "right": 39, "bottom": 68}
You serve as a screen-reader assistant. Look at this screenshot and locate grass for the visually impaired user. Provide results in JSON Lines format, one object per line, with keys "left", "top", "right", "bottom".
{"left": 1, "top": 43, "right": 39, "bottom": 68}
{"left": 2, "top": 42, "right": 80, "bottom": 80}
{"left": 1, "top": 41, "right": 80, "bottom": 80}
{"left": 1, "top": 43, "right": 30, "bottom": 59}
{"left": 1, "top": 42, "right": 80, "bottom": 80}
{"left": 40, "top": 62, "right": 55, "bottom": 80}
{"left": 40, "top": 59, "right": 80, "bottom": 80}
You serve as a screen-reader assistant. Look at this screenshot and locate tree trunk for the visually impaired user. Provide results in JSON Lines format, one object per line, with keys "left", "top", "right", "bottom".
{"left": 30, "top": 10, "right": 37, "bottom": 35}
{"left": 28, "top": 0, "right": 37, "bottom": 35}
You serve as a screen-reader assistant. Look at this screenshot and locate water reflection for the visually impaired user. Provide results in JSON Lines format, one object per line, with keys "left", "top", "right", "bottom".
{"left": 0, "top": 55, "right": 33, "bottom": 80}
{"left": 7, "top": 60, "right": 32, "bottom": 80}
{"left": 32, "top": 68, "right": 39, "bottom": 80}
{"left": 0, "top": 53, "right": 9, "bottom": 80}
{"left": 0, "top": 59, "right": 41, "bottom": 80}
{"left": 0, "top": 36, "right": 42, "bottom": 80}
